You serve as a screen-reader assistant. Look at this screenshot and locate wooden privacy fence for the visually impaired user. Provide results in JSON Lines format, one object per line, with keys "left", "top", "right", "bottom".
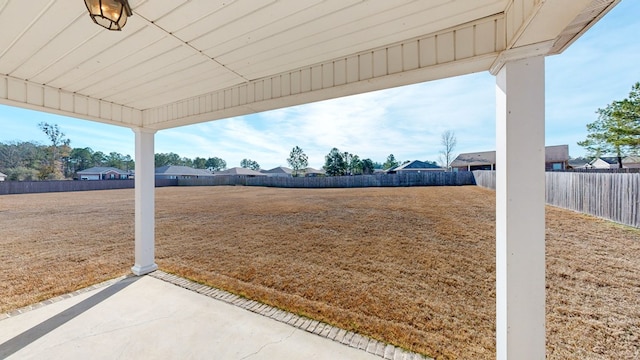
{"left": 546, "top": 172, "right": 640, "bottom": 228}
{"left": 473, "top": 170, "right": 640, "bottom": 228}
{"left": 181, "top": 172, "right": 476, "bottom": 188}
{"left": 0, "top": 179, "right": 177, "bottom": 195}
{"left": 471, "top": 170, "right": 496, "bottom": 190}
{"left": 0, "top": 173, "right": 474, "bottom": 194}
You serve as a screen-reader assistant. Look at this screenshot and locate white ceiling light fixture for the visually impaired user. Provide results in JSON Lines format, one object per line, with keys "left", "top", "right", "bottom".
{"left": 84, "top": 0, "right": 132, "bottom": 31}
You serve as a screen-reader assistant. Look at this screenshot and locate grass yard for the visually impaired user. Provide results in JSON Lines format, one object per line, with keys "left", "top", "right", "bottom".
{"left": 1, "top": 186, "right": 639, "bottom": 359}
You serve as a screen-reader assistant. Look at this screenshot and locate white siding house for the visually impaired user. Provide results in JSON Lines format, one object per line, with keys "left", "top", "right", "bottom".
{"left": 155, "top": 166, "right": 215, "bottom": 179}
{"left": 77, "top": 167, "right": 130, "bottom": 180}
{"left": 589, "top": 157, "right": 621, "bottom": 169}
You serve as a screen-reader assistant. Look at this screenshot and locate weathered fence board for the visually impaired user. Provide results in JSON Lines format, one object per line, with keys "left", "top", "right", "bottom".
{"left": 473, "top": 170, "right": 640, "bottom": 228}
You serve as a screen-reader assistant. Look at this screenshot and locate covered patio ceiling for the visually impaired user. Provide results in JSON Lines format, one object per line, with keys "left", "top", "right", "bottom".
{"left": 0, "top": 0, "right": 617, "bottom": 131}
{"left": 0, "top": 1, "right": 621, "bottom": 359}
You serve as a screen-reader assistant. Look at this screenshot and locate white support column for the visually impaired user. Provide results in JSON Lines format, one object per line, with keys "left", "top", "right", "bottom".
{"left": 495, "top": 56, "right": 546, "bottom": 359}
{"left": 131, "top": 127, "right": 158, "bottom": 276}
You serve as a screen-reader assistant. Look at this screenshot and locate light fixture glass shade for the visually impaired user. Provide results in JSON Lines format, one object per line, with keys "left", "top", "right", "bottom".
{"left": 84, "top": 0, "right": 132, "bottom": 31}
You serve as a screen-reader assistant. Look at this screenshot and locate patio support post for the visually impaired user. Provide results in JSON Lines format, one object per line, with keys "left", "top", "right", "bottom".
{"left": 131, "top": 127, "right": 158, "bottom": 276}
{"left": 495, "top": 55, "right": 546, "bottom": 359}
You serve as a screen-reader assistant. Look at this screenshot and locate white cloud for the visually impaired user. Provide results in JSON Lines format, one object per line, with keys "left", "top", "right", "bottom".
{"left": 158, "top": 71, "right": 497, "bottom": 169}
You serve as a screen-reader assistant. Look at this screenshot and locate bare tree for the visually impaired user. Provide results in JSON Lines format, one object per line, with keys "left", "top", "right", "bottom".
{"left": 38, "top": 122, "right": 70, "bottom": 179}
{"left": 439, "top": 130, "right": 457, "bottom": 171}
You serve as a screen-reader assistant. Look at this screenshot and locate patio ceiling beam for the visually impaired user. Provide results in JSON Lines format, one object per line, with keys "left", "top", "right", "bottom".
{"left": 141, "top": 15, "right": 506, "bottom": 130}
{"left": 0, "top": 74, "right": 142, "bottom": 128}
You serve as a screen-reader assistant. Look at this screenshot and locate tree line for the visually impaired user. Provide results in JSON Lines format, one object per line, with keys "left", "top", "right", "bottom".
{"left": 154, "top": 152, "right": 227, "bottom": 171}
{"left": 0, "top": 139, "right": 135, "bottom": 181}
{"left": 286, "top": 145, "right": 439, "bottom": 177}
{"left": 0, "top": 137, "right": 423, "bottom": 181}
{"left": 1, "top": 122, "right": 451, "bottom": 181}
{"left": 0, "top": 122, "right": 231, "bottom": 181}
{"left": 0, "top": 122, "right": 137, "bottom": 181}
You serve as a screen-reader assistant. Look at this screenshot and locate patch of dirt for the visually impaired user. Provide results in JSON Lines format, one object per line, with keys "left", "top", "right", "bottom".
{"left": 1, "top": 186, "right": 638, "bottom": 359}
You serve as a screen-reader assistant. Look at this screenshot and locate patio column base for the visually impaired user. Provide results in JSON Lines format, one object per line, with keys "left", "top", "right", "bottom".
{"left": 131, "top": 263, "right": 158, "bottom": 276}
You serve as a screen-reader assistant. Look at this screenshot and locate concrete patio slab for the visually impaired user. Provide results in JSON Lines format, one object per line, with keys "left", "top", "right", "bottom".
{"left": 0, "top": 272, "right": 426, "bottom": 359}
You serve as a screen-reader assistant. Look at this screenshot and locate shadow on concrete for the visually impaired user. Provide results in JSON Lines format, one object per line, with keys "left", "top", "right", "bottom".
{"left": 0, "top": 276, "right": 139, "bottom": 358}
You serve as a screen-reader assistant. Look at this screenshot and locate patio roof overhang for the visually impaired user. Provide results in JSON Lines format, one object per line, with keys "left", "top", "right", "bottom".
{"left": 0, "top": 0, "right": 617, "bottom": 131}
{"left": 0, "top": 1, "right": 621, "bottom": 359}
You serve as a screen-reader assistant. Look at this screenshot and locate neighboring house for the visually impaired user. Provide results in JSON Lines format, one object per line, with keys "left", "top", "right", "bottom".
{"left": 589, "top": 157, "right": 621, "bottom": 169}
{"left": 215, "top": 167, "right": 266, "bottom": 176}
{"left": 77, "top": 167, "right": 130, "bottom": 180}
{"left": 544, "top": 145, "right": 570, "bottom": 170}
{"left": 155, "top": 165, "right": 214, "bottom": 179}
{"left": 567, "top": 158, "right": 590, "bottom": 169}
{"left": 450, "top": 150, "right": 496, "bottom": 171}
{"left": 451, "top": 145, "right": 570, "bottom": 171}
{"left": 588, "top": 156, "right": 640, "bottom": 169}
{"left": 622, "top": 156, "right": 640, "bottom": 168}
{"left": 261, "top": 166, "right": 293, "bottom": 177}
{"left": 303, "top": 167, "right": 325, "bottom": 177}
{"left": 387, "top": 160, "right": 444, "bottom": 174}
{"left": 0, "top": 172, "right": 7, "bottom": 181}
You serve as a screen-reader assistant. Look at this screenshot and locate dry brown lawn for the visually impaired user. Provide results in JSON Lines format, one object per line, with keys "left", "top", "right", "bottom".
{"left": 1, "top": 186, "right": 639, "bottom": 359}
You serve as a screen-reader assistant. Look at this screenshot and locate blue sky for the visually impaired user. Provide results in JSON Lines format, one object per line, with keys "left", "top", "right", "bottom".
{"left": 1, "top": 1, "right": 639, "bottom": 170}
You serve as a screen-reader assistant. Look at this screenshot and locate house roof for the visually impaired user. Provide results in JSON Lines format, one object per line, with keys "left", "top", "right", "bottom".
{"left": 568, "top": 159, "right": 589, "bottom": 167}
{"left": 77, "top": 166, "right": 129, "bottom": 175}
{"left": 391, "top": 160, "right": 442, "bottom": 171}
{"left": 594, "top": 157, "right": 620, "bottom": 165}
{"left": 544, "top": 145, "right": 570, "bottom": 163}
{"left": 304, "top": 167, "right": 326, "bottom": 175}
{"left": 216, "top": 167, "right": 266, "bottom": 176}
{"left": 623, "top": 156, "right": 640, "bottom": 164}
{"left": 452, "top": 145, "right": 570, "bottom": 167}
{"left": 155, "top": 165, "right": 214, "bottom": 176}
{"left": 261, "top": 166, "right": 292, "bottom": 175}
{"left": 0, "top": 172, "right": 7, "bottom": 177}
{"left": 0, "top": 1, "right": 617, "bottom": 132}
{"left": 451, "top": 151, "right": 497, "bottom": 167}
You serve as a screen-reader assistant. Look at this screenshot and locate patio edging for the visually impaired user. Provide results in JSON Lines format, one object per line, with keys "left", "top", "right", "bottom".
{"left": 149, "top": 270, "right": 432, "bottom": 360}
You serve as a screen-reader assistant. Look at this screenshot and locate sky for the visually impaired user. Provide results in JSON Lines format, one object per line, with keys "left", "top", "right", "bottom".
{"left": 1, "top": 1, "right": 639, "bottom": 170}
